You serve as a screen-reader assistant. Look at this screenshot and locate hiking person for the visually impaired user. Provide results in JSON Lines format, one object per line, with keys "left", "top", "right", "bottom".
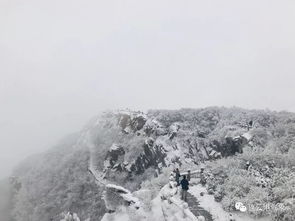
{"left": 154, "top": 169, "right": 158, "bottom": 178}
{"left": 200, "top": 166, "right": 204, "bottom": 173}
{"left": 245, "top": 161, "right": 250, "bottom": 170}
{"left": 245, "top": 161, "right": 252, "bottom": 171}
{"left": 247, "top": 120, "right": 253, "bottom": 131}
{"left": 200, "top": 167, "right": 206, "bottom": 186}
{"left": 187, "top": 170, "right": 191, "bottom": 181}
{"left": 180, "top": 175, "right": 189, "bottom": 202}
{"left": 175, "top": 168, "right": 180, "bottom": 186}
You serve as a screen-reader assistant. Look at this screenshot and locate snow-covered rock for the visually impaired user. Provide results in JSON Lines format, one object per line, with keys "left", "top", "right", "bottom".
{"left": 60, "top": 212, "right": 80, "bottom": 221}
{"left": 102, "top": 181, "right": 200, "bottom": 221}
{"left": 104, "top": 144, "right": 125, "bottom": 171}
{"left": 103, "top": 184, "right": 141, "bottom": 211}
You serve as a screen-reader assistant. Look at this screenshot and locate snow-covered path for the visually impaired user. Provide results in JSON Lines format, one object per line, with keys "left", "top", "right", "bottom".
{"left": 187, "top": 192, "right": 213, "bottom": 221}
{"left": 189, "top": 184, "right": 271, "bottom": 221}
{"left": 76, "top": 128, "right": 107, "bottom": 186}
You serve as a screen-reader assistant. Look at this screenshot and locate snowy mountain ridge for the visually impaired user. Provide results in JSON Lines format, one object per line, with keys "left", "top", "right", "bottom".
{"left": 8, "top": 107, "right": 295, "bottom": 221}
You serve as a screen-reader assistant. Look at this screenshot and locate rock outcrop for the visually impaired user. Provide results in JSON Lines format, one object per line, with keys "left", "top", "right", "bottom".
{"left": 11, "top": 107, "right": 291, "bottom": 221}
{"left": 103, "top": 184, "right": 140, "bottom": 211}
{"left": 130, "top": 139, "right": 167, "bottom": 174}
{"left": 97, "top": 111, "right": 254, "bottom": 181}
{"left": 103, "top": 139, "right": 167, "bottom": 176}
{"left": 104, "top": 144, "right": 125, "bottom": 171}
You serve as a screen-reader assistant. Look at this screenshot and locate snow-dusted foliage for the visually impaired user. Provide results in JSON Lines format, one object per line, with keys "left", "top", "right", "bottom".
{"left": 8, "top": 107, "right": 295, "bottom": 220}
{"left": 10, "top": 134, "right": 106, "bottom": 221}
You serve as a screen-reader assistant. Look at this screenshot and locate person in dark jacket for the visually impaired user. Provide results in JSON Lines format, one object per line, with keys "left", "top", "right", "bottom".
{"left": 180, "top": 175, "right": 189, "bottom": 202}
{"left": 175, "top": 168, "right": 180, "bottom": 186}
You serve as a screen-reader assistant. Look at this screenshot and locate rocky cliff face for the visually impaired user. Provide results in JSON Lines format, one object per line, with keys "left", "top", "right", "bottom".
{"left": 11, "top": 107, "right": 271, "bottom": 221}
{"left": 85, "top": 109, "right": 253, "bottom": 186}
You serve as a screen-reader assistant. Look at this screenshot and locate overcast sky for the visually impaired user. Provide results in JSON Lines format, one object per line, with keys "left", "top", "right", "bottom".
{"left": 0, "top": 0, "right": 295, "bottom": 178}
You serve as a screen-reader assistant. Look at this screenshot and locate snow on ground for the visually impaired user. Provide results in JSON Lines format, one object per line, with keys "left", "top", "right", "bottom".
{"left": 101, "top": 195, "right": 199, "bottom": 221}
{"left": 60, "top": 212, "right": 80, "bottom": 221}
{"left": 101, "top": 208, "right": 131, "bottom": 221}
{"left": 110, "top": 144, "right": 121, "bottom": 151}
{"left": 106, "top": 184, "right": 141, "bottom": 209}
{"left": 154, "top": 182, "right": 199, "bottom": 221}
{"left": 241, "top": 132, "right": 253, "bottom": 141}
{"left": 189, "top": 183, "right": 271, "bottom": 221}
{"left": 101, "top": 182, "right": 201, "bottom": 221}
{"left": 80, "top": 130, "right": 107, "bottom": 185}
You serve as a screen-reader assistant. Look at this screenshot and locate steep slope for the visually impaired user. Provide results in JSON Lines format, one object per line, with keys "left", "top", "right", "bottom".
{"left": 83, "top": 108, "right": 257, "bottom": 189}
{"left": 11, "top": 133, "right": 106, "bottom": 221}
{"left": 0, "top": 178, "right": 12, "bottom": 221}
{"left": 9, "top": 107, "right": 295, "bottom": 220}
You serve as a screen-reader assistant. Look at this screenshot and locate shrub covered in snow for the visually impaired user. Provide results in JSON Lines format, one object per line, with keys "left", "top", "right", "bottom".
{"left": 9, "top": 107, "right": 295, "bottom": 220}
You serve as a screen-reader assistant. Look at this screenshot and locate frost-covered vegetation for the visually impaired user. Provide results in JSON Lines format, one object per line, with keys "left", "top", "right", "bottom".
{"left": 202, "top": 142, "right": 295, "bottom": 219}
{"left": 0, "top": 178, "right": 12, "bottom": 221}
{"left": 10, "top": 134, "right": 106, "bottom": 221}
{"left": 8, "top": 107, "right": 295, "bottom": 220}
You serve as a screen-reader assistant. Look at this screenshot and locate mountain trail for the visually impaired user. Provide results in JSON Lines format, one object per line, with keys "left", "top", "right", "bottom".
{"left": 186, "top": 192, "right": 213, "bottom": 221}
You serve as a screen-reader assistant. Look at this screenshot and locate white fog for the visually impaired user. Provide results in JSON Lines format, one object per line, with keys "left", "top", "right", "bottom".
{"left": 1, "top": 2, "right": 295, "bottom": 220}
